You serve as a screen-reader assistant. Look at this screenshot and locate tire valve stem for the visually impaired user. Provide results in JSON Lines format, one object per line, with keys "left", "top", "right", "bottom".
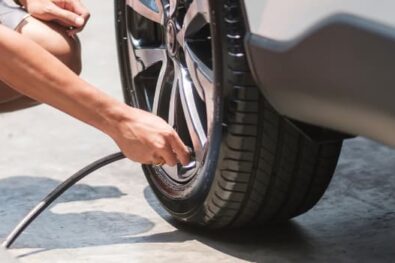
{"left": 180, "top": 147, "right": 197, "bottom": 171}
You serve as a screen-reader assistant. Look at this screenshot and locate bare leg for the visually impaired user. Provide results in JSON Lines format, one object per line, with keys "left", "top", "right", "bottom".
{"left": 0, "top": 16, "right": 81, "bottom": 112}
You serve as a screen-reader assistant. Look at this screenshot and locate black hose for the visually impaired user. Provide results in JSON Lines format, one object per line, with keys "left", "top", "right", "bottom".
{"left": 2, "top": 152, "right": 125, "bottom": 249}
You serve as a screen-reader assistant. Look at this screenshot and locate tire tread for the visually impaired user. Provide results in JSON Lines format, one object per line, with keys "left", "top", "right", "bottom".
{"left": 198, "top": 0, "right": 342, "bottom": 227}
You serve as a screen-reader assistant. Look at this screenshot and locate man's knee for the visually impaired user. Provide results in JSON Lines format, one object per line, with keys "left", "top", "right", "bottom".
{"left": 62, "top": 37, "right": 82, "bottom": 75}
{"left": 18, "top": 17, "right": 82, "bottom": 74}
{"left": 0, "top": 17, "right": 83, "bottom": 113}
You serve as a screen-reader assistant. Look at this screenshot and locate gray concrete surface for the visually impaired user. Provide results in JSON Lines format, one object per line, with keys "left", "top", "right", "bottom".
{"left": 1, "top": 1, "right": 395, "bottom": 262}
{"left": 0, "top": 248, "right": 18, "bottom": 263}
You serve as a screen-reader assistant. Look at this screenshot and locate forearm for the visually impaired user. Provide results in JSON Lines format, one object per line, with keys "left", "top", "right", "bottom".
{"left": 0, "top": 25, "right": 126, "bottom": 136}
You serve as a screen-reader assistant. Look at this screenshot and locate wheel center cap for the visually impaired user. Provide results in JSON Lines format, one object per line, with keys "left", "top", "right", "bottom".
{"left": 166, "top": 20, "right": 177, "bottom": 56}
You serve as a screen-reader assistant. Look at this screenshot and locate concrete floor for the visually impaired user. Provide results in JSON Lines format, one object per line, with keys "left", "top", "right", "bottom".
{"left": 1, "top": 1, "right": 395, "bottom": 262}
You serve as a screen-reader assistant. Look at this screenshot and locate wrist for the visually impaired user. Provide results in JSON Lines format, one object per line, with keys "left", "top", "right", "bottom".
{"left": 97, "top": 101, "right": 136, "bottom": 138}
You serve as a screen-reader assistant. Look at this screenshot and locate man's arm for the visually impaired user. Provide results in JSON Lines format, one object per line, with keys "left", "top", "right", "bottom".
{"left": 0, "top": 25, "right": 189, "bottom": 166}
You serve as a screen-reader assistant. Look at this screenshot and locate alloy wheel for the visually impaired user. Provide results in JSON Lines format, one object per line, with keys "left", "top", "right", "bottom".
{"left": 124, "top": 0, "right": 215, "bottom": 183}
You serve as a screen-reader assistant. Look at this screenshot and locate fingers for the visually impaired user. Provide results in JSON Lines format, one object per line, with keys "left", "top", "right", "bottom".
{"left": 47, "top": 4, "right": 85, "bottom": 28}
{"left": 155, "top": 146, "right": 177, "bottom": 167}
{"left": 42, "top": 0, "right": 90, "bottom": 34}
{"left": 149, "top": 131, "right": 190, "bottom": 167}
{"left": 157, "top": 132, "right": 190, "bottom": 166}
{"left": 154, "top": 134, "right": 179, "bottom": 167}
{"left": 168, "top": 131, "right": 190, "bottom": 165}
{"left": 65, "top": 0, "right": 90, "bottom": 35}
{"left": 68, "top": 0, "right": 90, "bottom": 20}
{"left": 151, "top": 155, "right": 166, "bottom": 166}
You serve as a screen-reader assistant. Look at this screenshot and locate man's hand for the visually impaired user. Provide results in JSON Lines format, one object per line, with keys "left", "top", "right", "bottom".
{"left": 21, "top": 0, "right": 90, "bottom": 35}
{"left": 108, "top": 107, "right": 191, "bottom": 166}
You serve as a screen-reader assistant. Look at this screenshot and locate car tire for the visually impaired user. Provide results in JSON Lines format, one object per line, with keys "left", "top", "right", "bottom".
{"left": 115, "top": 0, "right": 343, "bottom": 228}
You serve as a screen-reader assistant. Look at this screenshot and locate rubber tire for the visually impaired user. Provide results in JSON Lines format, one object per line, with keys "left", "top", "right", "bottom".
{"left": 115, "top": 0, "right": 343, "bottom": 228}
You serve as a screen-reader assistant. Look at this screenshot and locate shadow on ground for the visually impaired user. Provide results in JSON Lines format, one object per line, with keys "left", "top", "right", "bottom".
{"left": 140, "top": 138, "right": 395, "bottom": 262}
{"left": 0, "top": 176, "right": 154, "bottom": 252}
{"left": 1, "top": 139, "right": 394, "bottom": 262}
{"left": 142, "top": 185, "right": 395, "bottom": 262}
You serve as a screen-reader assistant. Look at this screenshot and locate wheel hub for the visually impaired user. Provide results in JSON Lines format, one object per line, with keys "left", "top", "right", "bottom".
{"left": 166, "top": 20, "right": 177, "bottom": 57}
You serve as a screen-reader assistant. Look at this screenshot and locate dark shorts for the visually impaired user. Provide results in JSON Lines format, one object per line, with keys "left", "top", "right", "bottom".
{"left": 0, "top": 0, "right": 28, "bottom": 29}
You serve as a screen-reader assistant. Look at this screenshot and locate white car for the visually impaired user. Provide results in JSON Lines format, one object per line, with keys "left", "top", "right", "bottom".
{"left": 115, "top": 0, "right": 395, "bottom": 227}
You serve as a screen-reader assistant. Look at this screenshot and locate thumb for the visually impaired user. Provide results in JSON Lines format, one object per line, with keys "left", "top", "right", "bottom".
{"left": 48, "top": 5, "right": 85, "bottom": 27}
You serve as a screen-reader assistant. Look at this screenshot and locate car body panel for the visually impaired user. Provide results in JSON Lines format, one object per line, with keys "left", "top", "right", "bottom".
{"left": 245, "top": 0, "right": 395, "bottom": 42}
{"left": 243, "top": 1, "right": 395, "bottom": 147}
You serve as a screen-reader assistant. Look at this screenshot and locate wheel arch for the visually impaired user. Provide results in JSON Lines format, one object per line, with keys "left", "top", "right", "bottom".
{"left": 242, "top": 1, "right": 395, "bottom": 147}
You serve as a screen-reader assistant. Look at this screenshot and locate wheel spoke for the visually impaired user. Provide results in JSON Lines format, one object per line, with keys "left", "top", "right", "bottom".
{"left": 126, "top": 38, "right": 142, "bottom": 78}
{"left": 177, "top": 0, "right": 210, "bottom": 46}
{"left": 184, "top": 44, "right": 215, "bottom": 135}
{"left": 177, "top": 64, "right": 207, "bottom": 161}
{"left": 184, "top": 45, "right": 213, "bottom": 100}
{"left": 177, "top": 0, "right": 210, "bottom": 47}
{"left": 167, "top": 70, "right": 178, "bottom": 127}
{"left": 134, "top": 47, "right": 167, "bottom": 73}
{"left": 152, "top": 55, "right": 170, "bottom": 114}
{"left": 176, "top": 28, "right": 185, "bottom": 48}
{"left": 168, "top": 0, "right": 177, "bottom": 17}
{"left": 184, "top": 0, "right": 210, "bottom": 29}
{"left": 126, "top": 0, "right": 165, "bottom": 24}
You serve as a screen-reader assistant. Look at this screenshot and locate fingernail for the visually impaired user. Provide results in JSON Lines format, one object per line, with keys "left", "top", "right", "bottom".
{"left": 75, "top": 17, "right": 84, "bottom": 26}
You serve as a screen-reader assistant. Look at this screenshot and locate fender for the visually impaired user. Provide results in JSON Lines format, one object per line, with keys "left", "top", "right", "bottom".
{"left": 243, "top": 1, "right": 395, "bottom": 147}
